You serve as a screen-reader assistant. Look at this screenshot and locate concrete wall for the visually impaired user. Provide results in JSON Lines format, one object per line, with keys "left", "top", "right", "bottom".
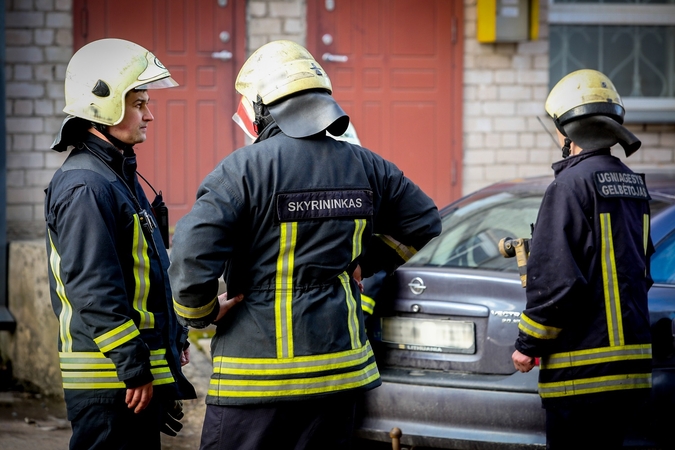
{"left": 0, "top": 241, "right": 62, "bottom": 396}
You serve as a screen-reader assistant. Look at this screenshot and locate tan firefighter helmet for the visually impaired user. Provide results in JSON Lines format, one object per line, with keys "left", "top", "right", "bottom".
{"left": 234, "top": 40, "right": 348, "bottom": 139}
{"left": 545, "top": 69, "right": 640, "bottom": 156}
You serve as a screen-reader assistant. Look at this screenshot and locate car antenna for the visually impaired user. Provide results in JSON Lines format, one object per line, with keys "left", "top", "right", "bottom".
{"left": 537, "top": 115, "right": 559, "bottom": 149}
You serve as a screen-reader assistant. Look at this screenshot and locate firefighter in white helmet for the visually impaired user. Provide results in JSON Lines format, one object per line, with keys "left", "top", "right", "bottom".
{"left": 512, "top": 69, "right": 653, "bottom": 449}
{"left": 169, "top": 40, "right": 441, "bottom": 450}
{"left": 46, "top": 38, "right": 196, "bottom": 449}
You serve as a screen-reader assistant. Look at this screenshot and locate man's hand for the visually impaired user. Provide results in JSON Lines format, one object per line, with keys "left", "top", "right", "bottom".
{"left": 352, "top": 264, "right": 364, "bottom": 293}
{"left": 512, "top": 349, "right": 536, "bottom": 373}
{"left": 215, "top": 292, "right": 244, "bottom": 322}
{"left": 180, "top": 347, "right": 190, "bottom": 366}
{"left": 125, "top": 381, "right": 153, "bottom": 413}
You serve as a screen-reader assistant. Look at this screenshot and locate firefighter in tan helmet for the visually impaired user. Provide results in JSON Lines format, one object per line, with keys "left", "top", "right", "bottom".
{"left": 46, "top": 38, "right": 196, "bottom": 449}
{"left": 513, "top": 69, "right": 654, "bottom": 448}
{"left": 169, "top": 40, "right": 441, "bottom": 450}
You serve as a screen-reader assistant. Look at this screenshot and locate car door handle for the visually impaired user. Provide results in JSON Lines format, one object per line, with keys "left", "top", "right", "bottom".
{"left": 212, "top": 50, "right": 233, "bottom": 61}
{"left": 322, "top": 53, "right": 348, "bottom": 63}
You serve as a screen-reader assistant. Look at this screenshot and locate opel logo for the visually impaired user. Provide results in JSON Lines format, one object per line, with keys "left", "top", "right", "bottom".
{"left": 408, "top": 277, "right": 427, "bottom": 295}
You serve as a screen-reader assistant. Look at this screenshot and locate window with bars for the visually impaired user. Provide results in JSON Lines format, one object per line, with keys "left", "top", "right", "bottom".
{"left": 549, "top": 0, "right": 675, "bottom": 122}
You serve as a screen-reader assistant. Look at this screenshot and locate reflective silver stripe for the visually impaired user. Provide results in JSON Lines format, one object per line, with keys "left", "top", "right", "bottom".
{"left": 275, "top": 222, "right": 297, "bottom": 359}
{"left": 518, "top": 313, "right": 562, "bottom": 340}
{"left": 541, "top": 344, "right": 652, "bottom": 369}
{"left": 60, "top": 350, "right": 174, "bottom": 389}
{"left": 600, "top": 213, "right": 624, "bottom": 346}
{"left": 208, "top": 361, "right": 380, "bottom": 398}
{"left": 94, "top": 319, "right": 140, "bottom": 353}
{"left": 378, "top": 234, "right": 417, "bottom": 262}
{"left": 340, "top": 272, "right": 360, "bottom": 349}
{"left": 539, "top": 373, "right": 652, "bottom": 398}
{"left": 361, "top": 294, "right": 376, "bottom": 315}
{"left": 131, "top": 214, "right": 154, "bottom": 329}
{"left": 213, "top": 341, "right": 375, "bottom": 375}
{"left": 643, "top": 214, "right": 649, "bottom": 277}
{"left": 60, "top": 352, "right": 115, "bottom": 370}
{"left": 48, "top": 230, "right": 74, "bottom": 352}
{"left": 173, "top": 296, "right": 218, "bottom": 320}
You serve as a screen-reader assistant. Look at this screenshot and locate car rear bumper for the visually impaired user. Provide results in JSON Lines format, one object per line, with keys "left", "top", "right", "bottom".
{"left": 354, "top": 368, "right": 546, "bottom": 450}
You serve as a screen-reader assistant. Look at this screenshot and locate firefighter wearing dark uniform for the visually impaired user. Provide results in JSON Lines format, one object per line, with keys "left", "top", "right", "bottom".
{"left": 168, "top": 40, "right": 442, "bottom": 450}
{"left": 45, "top": 39, "right": 195, "bottom": 450}
{"left": 512, "top": 69, "right": 654, "bottom": 449}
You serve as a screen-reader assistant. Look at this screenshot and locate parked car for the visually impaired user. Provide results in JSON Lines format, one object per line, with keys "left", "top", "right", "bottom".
{"left": 354, "top": 170, "right": 675, "bottom": 449}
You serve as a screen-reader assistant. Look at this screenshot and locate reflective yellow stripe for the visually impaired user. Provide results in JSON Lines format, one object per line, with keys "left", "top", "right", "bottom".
{"left": 131, "top": 214, "right": 154, "bottom": 329}
{"left": 643, "top": 214, "right": 649, "bottom": 277}
{"left": 600, "top": 213, "right": 624, "bottom": 346}
{"left": 378, "top": 234, "right": 417, "bottom": 262}
{"left": 173, "top": 296, "right": 218, "bottom": 320}
{"left": 214, "top": 339, "right": 375, "bottom": 376}
{"left": 48, "top": 230, "right": 74, "bottom": 353}
{"left": 538, "top": 373, "right": 652, "bottom": 398}
{"left": 518, "top": 313, "right": 562, "bottom": 340}
{"left": 540, "top": 344, "right": 652, "bottom": 369}
{"left": 643, "top": 214, "right": 649, "bottom": 256}
{"left": 361, "top": 294, "right": 376, "bottom": 315}
{"left": 343, "top": 219, "right": 367, "bottom": 347}
{"left": 94, "top": 319, "right": 140, "bottom": 353}
{"left": 208, "top": 361, "right": 380, "bottom": 398}
{"left": 59, "top": 350, "right": 175, "bottom": 389}
{"left": 340, "top": 272, "right": 360, "bottom": 349}
{"left": 275, "top": 222, "right": 297, "bottom": 359}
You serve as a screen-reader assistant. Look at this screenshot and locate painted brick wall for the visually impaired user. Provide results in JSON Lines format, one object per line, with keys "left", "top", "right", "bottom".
{"left": 3, "top": 0, "right": 674, "bottom": 240}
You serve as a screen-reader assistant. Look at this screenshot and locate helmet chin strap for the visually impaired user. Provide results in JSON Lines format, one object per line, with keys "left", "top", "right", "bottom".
{"left": 252, "top": 95, "right": 275, "bottom": 135}
{"left": 562, "top": 138, "right": 572, "bottom": 159}
{"left": 92, "top": 122, "right": 134, "bottom": 154}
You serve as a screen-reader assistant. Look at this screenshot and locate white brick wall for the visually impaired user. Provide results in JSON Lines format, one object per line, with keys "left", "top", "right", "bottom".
{"left": 5, "top": 0, "right": 72, "bottom": 239}
{"left": 462, "top": 0, "right": 675, "bottom": 195}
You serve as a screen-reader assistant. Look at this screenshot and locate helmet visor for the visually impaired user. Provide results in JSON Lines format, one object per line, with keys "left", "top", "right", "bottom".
{"left": 136, "top": 76, "right": 179, "bottom": 90}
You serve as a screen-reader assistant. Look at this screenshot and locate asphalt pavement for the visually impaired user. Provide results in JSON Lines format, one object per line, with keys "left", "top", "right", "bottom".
{"left": 0, "top": 338, "right": 213, "bottom": 450}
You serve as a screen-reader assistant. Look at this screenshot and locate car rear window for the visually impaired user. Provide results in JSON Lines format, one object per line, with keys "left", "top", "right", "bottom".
{"left": 407, "top": 192, "right": 543, "bottom": 271}
{"left": 652, "top": 230, "right": 675, "bottom": 285}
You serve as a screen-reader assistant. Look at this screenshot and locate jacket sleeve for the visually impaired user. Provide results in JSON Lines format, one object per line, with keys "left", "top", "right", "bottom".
{"left": 48, "top": 183, "right": 153, "bottom": 388}
{"left": 169, "top": 169, "right": 245, "bottom": 329}
{"left": 358, "top": 154, "right": 442, "bottom": 278}
{"left": 515, "top": 181, "right": 591, "bottom": 357}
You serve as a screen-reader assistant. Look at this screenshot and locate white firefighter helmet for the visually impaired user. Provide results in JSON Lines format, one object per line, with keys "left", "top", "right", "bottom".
{"left": 63, "top": 38, "right": 177, "bottom": 126}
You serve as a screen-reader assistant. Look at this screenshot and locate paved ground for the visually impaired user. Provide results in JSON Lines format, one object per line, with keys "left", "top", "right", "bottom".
{"left": 0, "top": 339, "right": 213, "bottom": 450}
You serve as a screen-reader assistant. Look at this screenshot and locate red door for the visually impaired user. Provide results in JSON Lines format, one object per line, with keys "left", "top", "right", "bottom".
{"left": 73, "top": 0, "right": 246, "bottom": 230}
{"left": 308, "top": 0, "right": 464, "bottom": 207}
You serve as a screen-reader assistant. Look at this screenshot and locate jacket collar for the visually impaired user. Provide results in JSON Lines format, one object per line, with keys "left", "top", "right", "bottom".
{"left": 78, "top": 131, "right": 138, "bottom": 185}
{"left": 552, "top": 148, "right": 611, "bottom": 178}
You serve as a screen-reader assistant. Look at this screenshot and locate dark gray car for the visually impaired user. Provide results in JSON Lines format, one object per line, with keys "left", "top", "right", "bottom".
{"left": 355, "top": 171, "right": 675, "bottom": 449}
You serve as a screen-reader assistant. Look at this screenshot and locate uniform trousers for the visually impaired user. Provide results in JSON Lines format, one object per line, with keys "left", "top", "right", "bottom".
{"left": 199, "top": 394, "right": 357, "bottom": 450}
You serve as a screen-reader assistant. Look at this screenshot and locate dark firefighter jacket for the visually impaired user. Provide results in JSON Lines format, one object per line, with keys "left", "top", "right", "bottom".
{"left": 515, "top": 148, "right": 654, "bottom": 407}
{"left": 44, "top": 133, "right": 195, "bottom": 419}
{"left": 169, "top": 123, "right": 441, "bottom": 406}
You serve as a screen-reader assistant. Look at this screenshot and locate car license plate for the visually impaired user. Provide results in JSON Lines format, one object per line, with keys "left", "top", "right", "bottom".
{"left": 380, "top": 317, "right": 476, "bottom": 354}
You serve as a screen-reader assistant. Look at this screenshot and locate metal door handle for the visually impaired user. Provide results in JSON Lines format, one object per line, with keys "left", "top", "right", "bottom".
{"left": 212, "top": 50, "right": 233, "bottom": 61}
{"left": 322, "top": 53, "right": 348, "bottom": 63}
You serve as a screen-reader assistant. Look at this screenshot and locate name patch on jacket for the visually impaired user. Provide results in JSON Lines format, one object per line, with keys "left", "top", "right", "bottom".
{"left": 277, "top": 190, "right": 373, "bottom": 222}
{"left": 594, "top": 171, "right": 650, "bottom": 200}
